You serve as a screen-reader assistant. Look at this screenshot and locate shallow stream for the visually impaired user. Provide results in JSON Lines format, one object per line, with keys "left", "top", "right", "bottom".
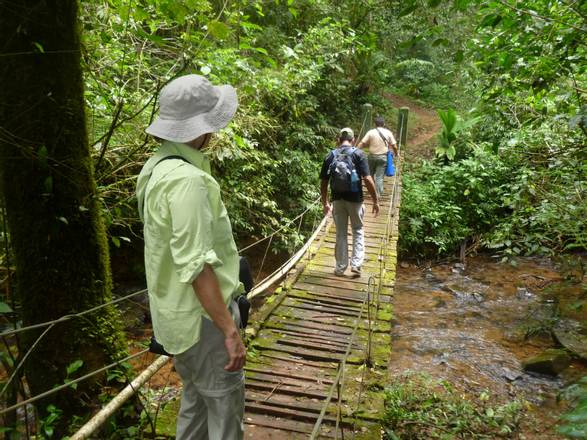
{"left": 391, "top": 256, "right": 587, "bottom": 438}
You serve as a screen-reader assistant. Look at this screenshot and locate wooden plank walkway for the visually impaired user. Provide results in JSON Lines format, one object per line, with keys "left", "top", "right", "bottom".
{"left": 244, "top": 174, "right": 401, "bottom": 439}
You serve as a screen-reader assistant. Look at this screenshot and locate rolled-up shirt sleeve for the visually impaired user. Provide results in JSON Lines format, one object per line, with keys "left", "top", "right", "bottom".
{"left": 167, "top": 176, "right": 223, "bottom": 284}
{"left": 359, "top": 132, "right": 371, "bottom": 147}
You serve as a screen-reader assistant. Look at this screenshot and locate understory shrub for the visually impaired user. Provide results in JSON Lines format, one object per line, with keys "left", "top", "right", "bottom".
{"left": 382, "top": 373, "right": 524, "bottom": 439}
{"left": 558, "top": 376, "right": 587, "bottom": 439}
{"left": 393, "top": 58, "right": 437, "bottom": 97}
{"left": 399, "top": 145, "right": 513, "bottom": 258}
{"left": 400, "top": 117, "right": 586, "bottom": 260}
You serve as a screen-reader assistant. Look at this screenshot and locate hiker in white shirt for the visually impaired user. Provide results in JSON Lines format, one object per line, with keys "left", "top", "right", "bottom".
{"left": 357, "top": 116, "right": 398, "bottom": 196}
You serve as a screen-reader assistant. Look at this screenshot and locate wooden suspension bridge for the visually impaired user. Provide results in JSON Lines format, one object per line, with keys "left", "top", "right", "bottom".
{"left": 241, "top": 168, "right": 401, "bottom": 439}
{"left": 2, "top": 107, "right": 407, "bottom": 440}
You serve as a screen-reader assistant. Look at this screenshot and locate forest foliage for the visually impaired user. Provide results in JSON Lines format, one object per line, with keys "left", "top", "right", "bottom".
{"left": 397, "top": 0, "right": 586, "bottom": 260}
{"left": 81, "top": 0, "right": 400, "bottom": 264}
{"left": 78, "top": 0, "right": 586, "bottom": 264}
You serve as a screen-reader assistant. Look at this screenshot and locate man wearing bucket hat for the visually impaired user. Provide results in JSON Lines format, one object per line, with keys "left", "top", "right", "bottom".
{"left": 136, "top": 74, "right": 245, "bottom": 439}
{"left": 320, "top": 128, "right": 379, "bottom": 277}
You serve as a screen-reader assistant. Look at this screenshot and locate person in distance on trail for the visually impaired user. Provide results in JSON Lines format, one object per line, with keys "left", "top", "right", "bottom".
{"left": 136, "top": 74, "right": 246, "bottom": 440}
{"left": 357, "top": 115, "right": 398, "bottom": 197}
{"left": 320, "top": 127, "right": 379, "bottom": 277}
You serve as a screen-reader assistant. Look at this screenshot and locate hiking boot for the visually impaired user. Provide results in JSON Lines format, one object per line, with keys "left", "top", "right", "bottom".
{"left": 334, "top": 269, "right": 345, "bottom": 277}
{"left": 350, "top": 266, "right": 361, "bottom": 276}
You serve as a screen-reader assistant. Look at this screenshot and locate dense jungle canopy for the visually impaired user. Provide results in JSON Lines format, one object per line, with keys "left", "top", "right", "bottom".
{"left": 80, "top": 0, "right": 587, "bottom": 259}
{"left": 0, "top": 0, "right": 585, "bottom": 437}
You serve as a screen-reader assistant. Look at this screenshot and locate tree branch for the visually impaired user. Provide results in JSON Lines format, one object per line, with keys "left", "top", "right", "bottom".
{"left": 497, "top": 0, "right": 587, "bottom": 33}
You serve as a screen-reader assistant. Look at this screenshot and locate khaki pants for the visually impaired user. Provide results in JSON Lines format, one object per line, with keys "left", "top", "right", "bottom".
{"left": 174, "top": 302, "right": 244, "bottom": 440}
{"left": 332, "top": 200, "right": 365, "bottom": 272}
{"left": 368, "top": 153, "right": 387, "bottom": 196}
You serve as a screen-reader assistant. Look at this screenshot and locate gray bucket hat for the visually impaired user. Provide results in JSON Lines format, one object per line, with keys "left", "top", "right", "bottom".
{"left": 146, "top": 74, "right": 238, "bottom": 143}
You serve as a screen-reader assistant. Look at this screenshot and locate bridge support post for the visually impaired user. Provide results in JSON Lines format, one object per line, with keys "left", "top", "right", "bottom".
{"left": 361, "top": 103, "right": 373, "bottom": 138}
{"left": 397, "top": 107, "right": 409, "bottom": 149}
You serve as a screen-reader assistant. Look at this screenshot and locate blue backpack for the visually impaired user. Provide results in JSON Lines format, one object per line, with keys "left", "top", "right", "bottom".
{"left": 328, "top": 146, "right": 359, "bottom": 193}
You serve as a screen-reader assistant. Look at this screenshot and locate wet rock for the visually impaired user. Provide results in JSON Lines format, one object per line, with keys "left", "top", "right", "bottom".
{"left": 502, "top": 367, "right": 522, "bottom": 382}
{"left": 449, "top": 288, "right": 484, "bottom": 303}
{"left": 553, "top": 320, "right": 587, "bottom": 361}
{"left": 522, "top": 349, "right": 571, "bottom": 376}
{"left": 432, "top": 352, "right": 450, "bottom": 365}
{"left": 516, "top": 287, "right": 535, "bottom": 300}
{"left": 452, "top": 263, "right": 466, "bottom": 273}
{"left": 434, "top": 298, "right": 448, "bottom": 308}
{"left": 424, "top": 270, "right": 443, "bottom": 285}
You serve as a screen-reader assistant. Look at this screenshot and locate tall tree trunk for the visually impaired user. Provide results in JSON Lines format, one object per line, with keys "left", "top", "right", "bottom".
{"left": 0, "top": 0, "right": 127, "bottom": 434}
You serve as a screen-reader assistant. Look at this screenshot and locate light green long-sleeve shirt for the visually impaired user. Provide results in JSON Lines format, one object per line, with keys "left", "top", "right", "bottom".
{"left": 136, "top": 141, "right": 241, "bottom": 355}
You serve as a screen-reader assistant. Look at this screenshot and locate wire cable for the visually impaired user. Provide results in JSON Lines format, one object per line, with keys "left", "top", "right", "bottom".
{"left": 0, "top": 349, "right": 151, "bottom": 416}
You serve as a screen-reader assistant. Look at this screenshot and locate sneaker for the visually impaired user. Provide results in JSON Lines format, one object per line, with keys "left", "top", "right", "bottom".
{"left": 350, "top": 266, "right": 361, "bottom": 276}
{"left": 334, "top": 269, "right": 345, "bottom": 277}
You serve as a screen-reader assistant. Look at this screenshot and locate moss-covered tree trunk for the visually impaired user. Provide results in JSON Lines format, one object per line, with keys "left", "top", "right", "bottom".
{"left": 0, "top": 0, "right": 126, "bottom": 434}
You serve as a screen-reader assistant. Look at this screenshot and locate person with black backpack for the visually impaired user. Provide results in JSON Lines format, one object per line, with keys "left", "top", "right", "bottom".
{"left": 319, "top": 128, "right": 380, "bottom": 277}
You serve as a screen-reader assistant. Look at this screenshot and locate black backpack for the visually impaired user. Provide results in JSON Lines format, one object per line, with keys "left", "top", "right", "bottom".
{"left": 328, "top": 146, "right": 359, "bottom": 193}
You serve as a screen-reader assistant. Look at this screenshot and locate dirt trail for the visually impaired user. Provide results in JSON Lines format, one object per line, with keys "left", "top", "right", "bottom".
{"left": 386, "top": 94, "right": 440, "bottom": 160}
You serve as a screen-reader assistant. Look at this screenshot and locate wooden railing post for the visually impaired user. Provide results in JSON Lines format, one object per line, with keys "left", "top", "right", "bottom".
{"left": 397, "top": 107, "right": 409, "bottom": 149}
{"left": 361, "top": 103, "right": 373, "bottom": 139}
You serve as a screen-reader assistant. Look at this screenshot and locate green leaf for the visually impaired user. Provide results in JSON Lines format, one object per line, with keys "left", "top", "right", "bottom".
{"left": 447, "top": 145, "right": 456, "bottom": 160}
{"left": 557, "top": 423, "right": 587, "bottom": 437}
{"left": 111, "top": 236, "right": 121, "bottom": 248}
{"left": 44, "top": 176, "right": 53, "bottom": 194}
{"left": 207, "top": 20, "right": 230, "bottom": 40}
{"left": 428, "top": 0, "right": 443, "bottom": 7}
{"left": 33, "top": 42, "right": 45, "bottom": 53}
{"left": 399, "top": 2, "right": 418, "bottom": 17}
{"left": 38, "top": 145, "right": 49, "bottom": 167}
{"left": 66, "top": 359, "right": 83, "bottom": 376}
{"left": 453, "top": 0, "right": 470, "bottom": 10}
{"left": 480, "top": 13, "right": 502, "bottom": 28}
{"left": 0, "top": 302, "right": 13, "bottom": 313}
{"left": 432, "top": 38, "right": 449, "bottom": 47}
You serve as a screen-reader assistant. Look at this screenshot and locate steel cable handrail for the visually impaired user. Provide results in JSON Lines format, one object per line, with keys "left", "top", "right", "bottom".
{"left": 0, "top": 349, "right": 151, "bottom": 416}
{"left": 238, "top": 197, "right": 320, "bottom": 254}
{"left": 0, "top": 289, "right": 147, "bottom": 338}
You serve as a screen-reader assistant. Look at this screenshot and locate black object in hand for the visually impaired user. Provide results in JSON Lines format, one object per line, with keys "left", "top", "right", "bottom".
{"left": 236, "top": 294, "right": 250, "bottom": 328}
{"left": 149, "top": 336, "right": 172, "bottom": 356}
